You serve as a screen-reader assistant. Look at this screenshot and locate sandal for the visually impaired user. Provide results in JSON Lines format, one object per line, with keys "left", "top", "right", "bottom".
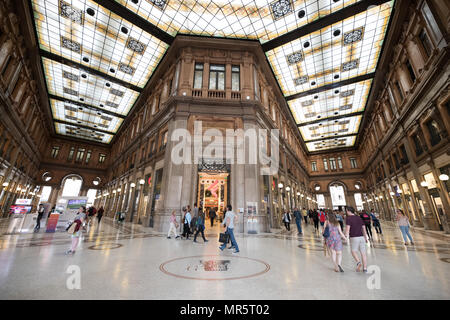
{"left": 356, "top": 261, "right": 362, "bottom": 272}
{"left": 338, "top": 265, "right": 344, "bottom": 273}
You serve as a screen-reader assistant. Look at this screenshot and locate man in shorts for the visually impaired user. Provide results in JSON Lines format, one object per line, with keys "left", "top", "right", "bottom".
{"left": 345, "top": 206, "right": 369, "bottom": 273}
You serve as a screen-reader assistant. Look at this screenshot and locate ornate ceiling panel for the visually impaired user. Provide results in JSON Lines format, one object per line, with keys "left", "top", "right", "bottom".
{"left": 115, "top": 0, "right": 362, "bottom": 42}
{"left": 299, "top": 114, "right": 361, "bottom": 142}
{"left": 55, "top": 122, "right": 114, "bottom": 143}
{"left": 32, "top": 0, "right": 168, "bottom": 88}
{"left": 288, "top": 78, "right": 371, "bottom": 124}
{"left": 266, "top": 2, "right": 392, "bottom": 96}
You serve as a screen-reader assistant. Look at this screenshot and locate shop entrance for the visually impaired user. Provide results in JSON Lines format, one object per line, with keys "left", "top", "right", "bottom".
{"left": 196, "top": 159, "right": 230, "bottom": 232}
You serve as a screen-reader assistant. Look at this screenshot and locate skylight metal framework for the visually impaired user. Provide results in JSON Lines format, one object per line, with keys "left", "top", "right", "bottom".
{"left": 29, "top": 0, "right": 395, "bottom": 149}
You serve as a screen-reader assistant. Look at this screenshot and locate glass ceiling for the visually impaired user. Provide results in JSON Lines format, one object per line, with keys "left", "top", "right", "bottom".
{"left": 116, "top": 0, "right": 362, "bottom": 42}
{"left": 31, "top": 0, "right": 394, "bottom": 149}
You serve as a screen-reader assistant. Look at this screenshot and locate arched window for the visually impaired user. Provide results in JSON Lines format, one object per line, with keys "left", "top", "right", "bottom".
{"left": 330, "top": 183, "right": 346, "bottom": 209}
{"left": 61, "top": 175, "right": 83, "bottom": 197}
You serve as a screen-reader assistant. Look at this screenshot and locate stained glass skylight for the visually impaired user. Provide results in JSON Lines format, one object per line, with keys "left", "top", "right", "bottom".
{"left": 32, "top": 0, "right": 168, "bottom": 88}
{"left": 55, "top": 122, "right": 114, "bottom": 143}
{"left": 266, "top": 2, "right": 393, "bottom": 96}
{"left": 288, "top": 79, "right": 372, "bottom": 124}
{"left": 299, "top": 114, "right": 361, "bottom": 148}
{"left": 30, "top": 0, "right": 395, "bottom": 149}
{"left": 41, "top": 57, "right": 139, "bottom": 115}
{"left": 116, "top": 0, "right": 362, "bottom": 42}
{"left": 50, "top": 99, "right": 123, "bottom": 133}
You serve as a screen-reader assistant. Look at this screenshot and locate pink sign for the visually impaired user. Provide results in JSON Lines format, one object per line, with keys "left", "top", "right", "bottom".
{"left": 46, "top": 214, "right": 60, "bottom": 233}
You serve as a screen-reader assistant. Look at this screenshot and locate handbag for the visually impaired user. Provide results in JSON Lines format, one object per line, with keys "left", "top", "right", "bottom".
{"left": 219, "top": 232, "right": 230, "bottom": 243}
{"left": 322, "top": 225, "right": 330, "bottom": 238}
{"left": 67, "top": 222, "right": 76, "bottom": 234}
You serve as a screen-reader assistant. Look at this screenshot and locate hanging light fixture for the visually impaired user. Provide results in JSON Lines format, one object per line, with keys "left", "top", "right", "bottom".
{"left": 2, "top": 182, "right": 8, "bottom": 187}
{"left": 286, "top": 186, "right": 290, "bottom": 192}
{"left": 420, "top": 181, "right": 428, "bottom": 188}
{"left": 139, "top": 179, "right": 145, "bottom": 185}
{"left": 297, "top": 192, "right": 300, "bottom": 196}
{"left": 439, "top": 174, "right": 449, "bottom": 181}
{"left": 130, "top": 183, "right": 136, "bottom": 188}
{"left": 278, "top": 183, "right": 283, "bottom": 189}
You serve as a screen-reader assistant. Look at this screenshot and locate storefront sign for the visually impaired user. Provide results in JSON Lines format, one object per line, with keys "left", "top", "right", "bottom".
{"left": 15, "top": 199, "right": 32, "bottom": 205}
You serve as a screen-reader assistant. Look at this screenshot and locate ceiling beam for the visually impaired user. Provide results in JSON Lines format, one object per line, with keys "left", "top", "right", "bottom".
{"left": 54, "top": 119, "right": 116, "bottom": 136}
{"left": 39, "top": 49, "right": 142, "bottom": 93}
{"left": 297, "top": 111, "right": 365, "bottom": 127}
{"left": 48, "top": 94, "right": 126, "bottom": 120}
{"left": 262, "top": 0, "right": 391, "bottom": 52}
{"left": 92, "top": 0, "right": 174, "bottom": 45}
{"left": 286, "top": 73, "right": 375, "bottom": 101}
{"left": 304, "top": 133, "right": 358, "bottom": 143}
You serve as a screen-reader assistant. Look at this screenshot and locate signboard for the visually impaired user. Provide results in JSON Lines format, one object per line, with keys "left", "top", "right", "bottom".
{"left": 67, "top": 199, "right": 87, "bottom": 209}
{"left": 15, "top": 199, "right": 32, "bottom": 205}
{"left": 46, "top": 213, "right": 60, "bottom": 233}
{"left": 9, "top": 205, "right": 32, "bottom": 214}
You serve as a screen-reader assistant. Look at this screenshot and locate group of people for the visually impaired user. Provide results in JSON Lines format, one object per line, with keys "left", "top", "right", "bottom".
{"left": 283, "top": 206, "right": 414, "bottom": 273}
{"left": 167, "top": 203, "right": 240, "bottom": 254}
{"left": 282, "top": 207, "right": 383, "bottom": 238}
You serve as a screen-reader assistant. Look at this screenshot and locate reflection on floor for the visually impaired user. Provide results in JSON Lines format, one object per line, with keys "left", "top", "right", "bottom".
{"left": 0, "top": 217, "right": 449, "bottom": 299}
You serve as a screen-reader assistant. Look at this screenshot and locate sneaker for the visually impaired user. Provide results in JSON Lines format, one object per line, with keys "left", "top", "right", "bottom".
{"left": 232, "top": 250, "right": 240, "bottom": 254}
{"left": 204, "top": 240, "right": 209, "bottom": 242}
{"left": 193, "top": 240, "right": 197, "bottom": 243}
{"left": 410, "top": 242, "right": 414, "bottom": 245}
{"left": 175, "top": 236, "right": 180, "bottom": 239}
{"left": 227, "top": 246, "right": 235, "bottom": 250}
{"left": 219, "top": 246, "right": 224, "bottom": 251}
{"left": 65, "top": 250, "right": 72, "bottom": 255}
{"left": 363, "top": 269, "right": 368, "bottom": 273}
{"left": 167, "top": 236, "right": 171, "bottom": 239}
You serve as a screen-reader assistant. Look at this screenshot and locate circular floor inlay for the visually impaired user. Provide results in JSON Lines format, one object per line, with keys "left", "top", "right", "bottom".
{"left": 88, "top": 243, "right": 123, "bottom": 250}
{"left": 159, "top": 255, "right": 270, "bottom": 281}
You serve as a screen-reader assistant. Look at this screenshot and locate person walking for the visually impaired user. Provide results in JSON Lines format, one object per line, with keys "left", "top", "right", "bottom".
{"left": 97, "top": 206, "right": 104, "bottom": 225}
{"left": 396, "top": 209, "right": 414, "bottom": 245}
{"left": 65, "top": 206, "right": 86, "bottom": 255}
{"left": 319, "top": 209, "right": 326, "bottom": 233}
{"left": 219, "top": 205, "right": 239, "bottom": 254}
{"left": 282, "top": 210, "right": 291, "bottom": 231}
{"left": 345, "top": 206, "right": 369, "bottom": 273}
{"left": 324, "top": 213, "right": 347, "bottom": 272}
{"left": 293, "top": 208, "right": 302, "bottom": 235}
{"left": 182, "top": 207, "right": 192, "bottom": 240}
{"left": 360, "top": 211, "right": 373, "bottom": 240}
{"left": 167, "top": 210, "right": 181, "bottom": 239}
{"left": 34, "top": 204, "right": 45, "bottom": 232}
{"left": 302, "top": 207, "right": 308, "bottom": 225}
{"left": 193, "top": 210, "right": 208, "bottom": 243}
{"left": 370, "top": 210, "right": 382, "bottom": 234}
{"left": 312, "top": 210, "right": 319, "bottom": 233}
{"left": 209, "top": 207, "right": 217, "bottom": 227}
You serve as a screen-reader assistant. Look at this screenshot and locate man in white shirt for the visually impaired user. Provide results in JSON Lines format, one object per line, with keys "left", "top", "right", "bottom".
{"left": 219, "top": 205, "right": 239, "bottom": 254}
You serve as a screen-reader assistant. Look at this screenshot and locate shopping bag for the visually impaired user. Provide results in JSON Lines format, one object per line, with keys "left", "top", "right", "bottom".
{"left": 219, "top": 232, "right": 229, "bottom": 243}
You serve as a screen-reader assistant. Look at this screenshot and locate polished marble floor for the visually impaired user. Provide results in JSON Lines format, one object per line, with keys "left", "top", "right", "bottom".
{"left": 0, "top": 217, "right": 449, "bottom": 299}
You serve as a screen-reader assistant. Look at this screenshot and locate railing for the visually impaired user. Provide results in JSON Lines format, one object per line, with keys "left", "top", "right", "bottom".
{"left": 207, "top": 90, "right": 226, "bottom": 99}
{"left": 192, "top": 89, "right": 202, "bottom": 97}
{"left": 231, "top": 92, "right": 241, "bottom": 99}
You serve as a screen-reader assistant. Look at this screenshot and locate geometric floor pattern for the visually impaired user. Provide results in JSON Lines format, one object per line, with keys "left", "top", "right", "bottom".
{"left": 0, "top": 217, "right": 449, "bottom": 299}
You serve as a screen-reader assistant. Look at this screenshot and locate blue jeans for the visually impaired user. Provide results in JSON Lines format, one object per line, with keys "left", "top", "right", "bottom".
{"left": 220, "top": 227, "right": 239, "bottom": 252}
{"left": 399, "top": 225, "right": 413, "bottom": 243}
{"left": 295, "top": 219, "right": 302, "bottom": 234}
